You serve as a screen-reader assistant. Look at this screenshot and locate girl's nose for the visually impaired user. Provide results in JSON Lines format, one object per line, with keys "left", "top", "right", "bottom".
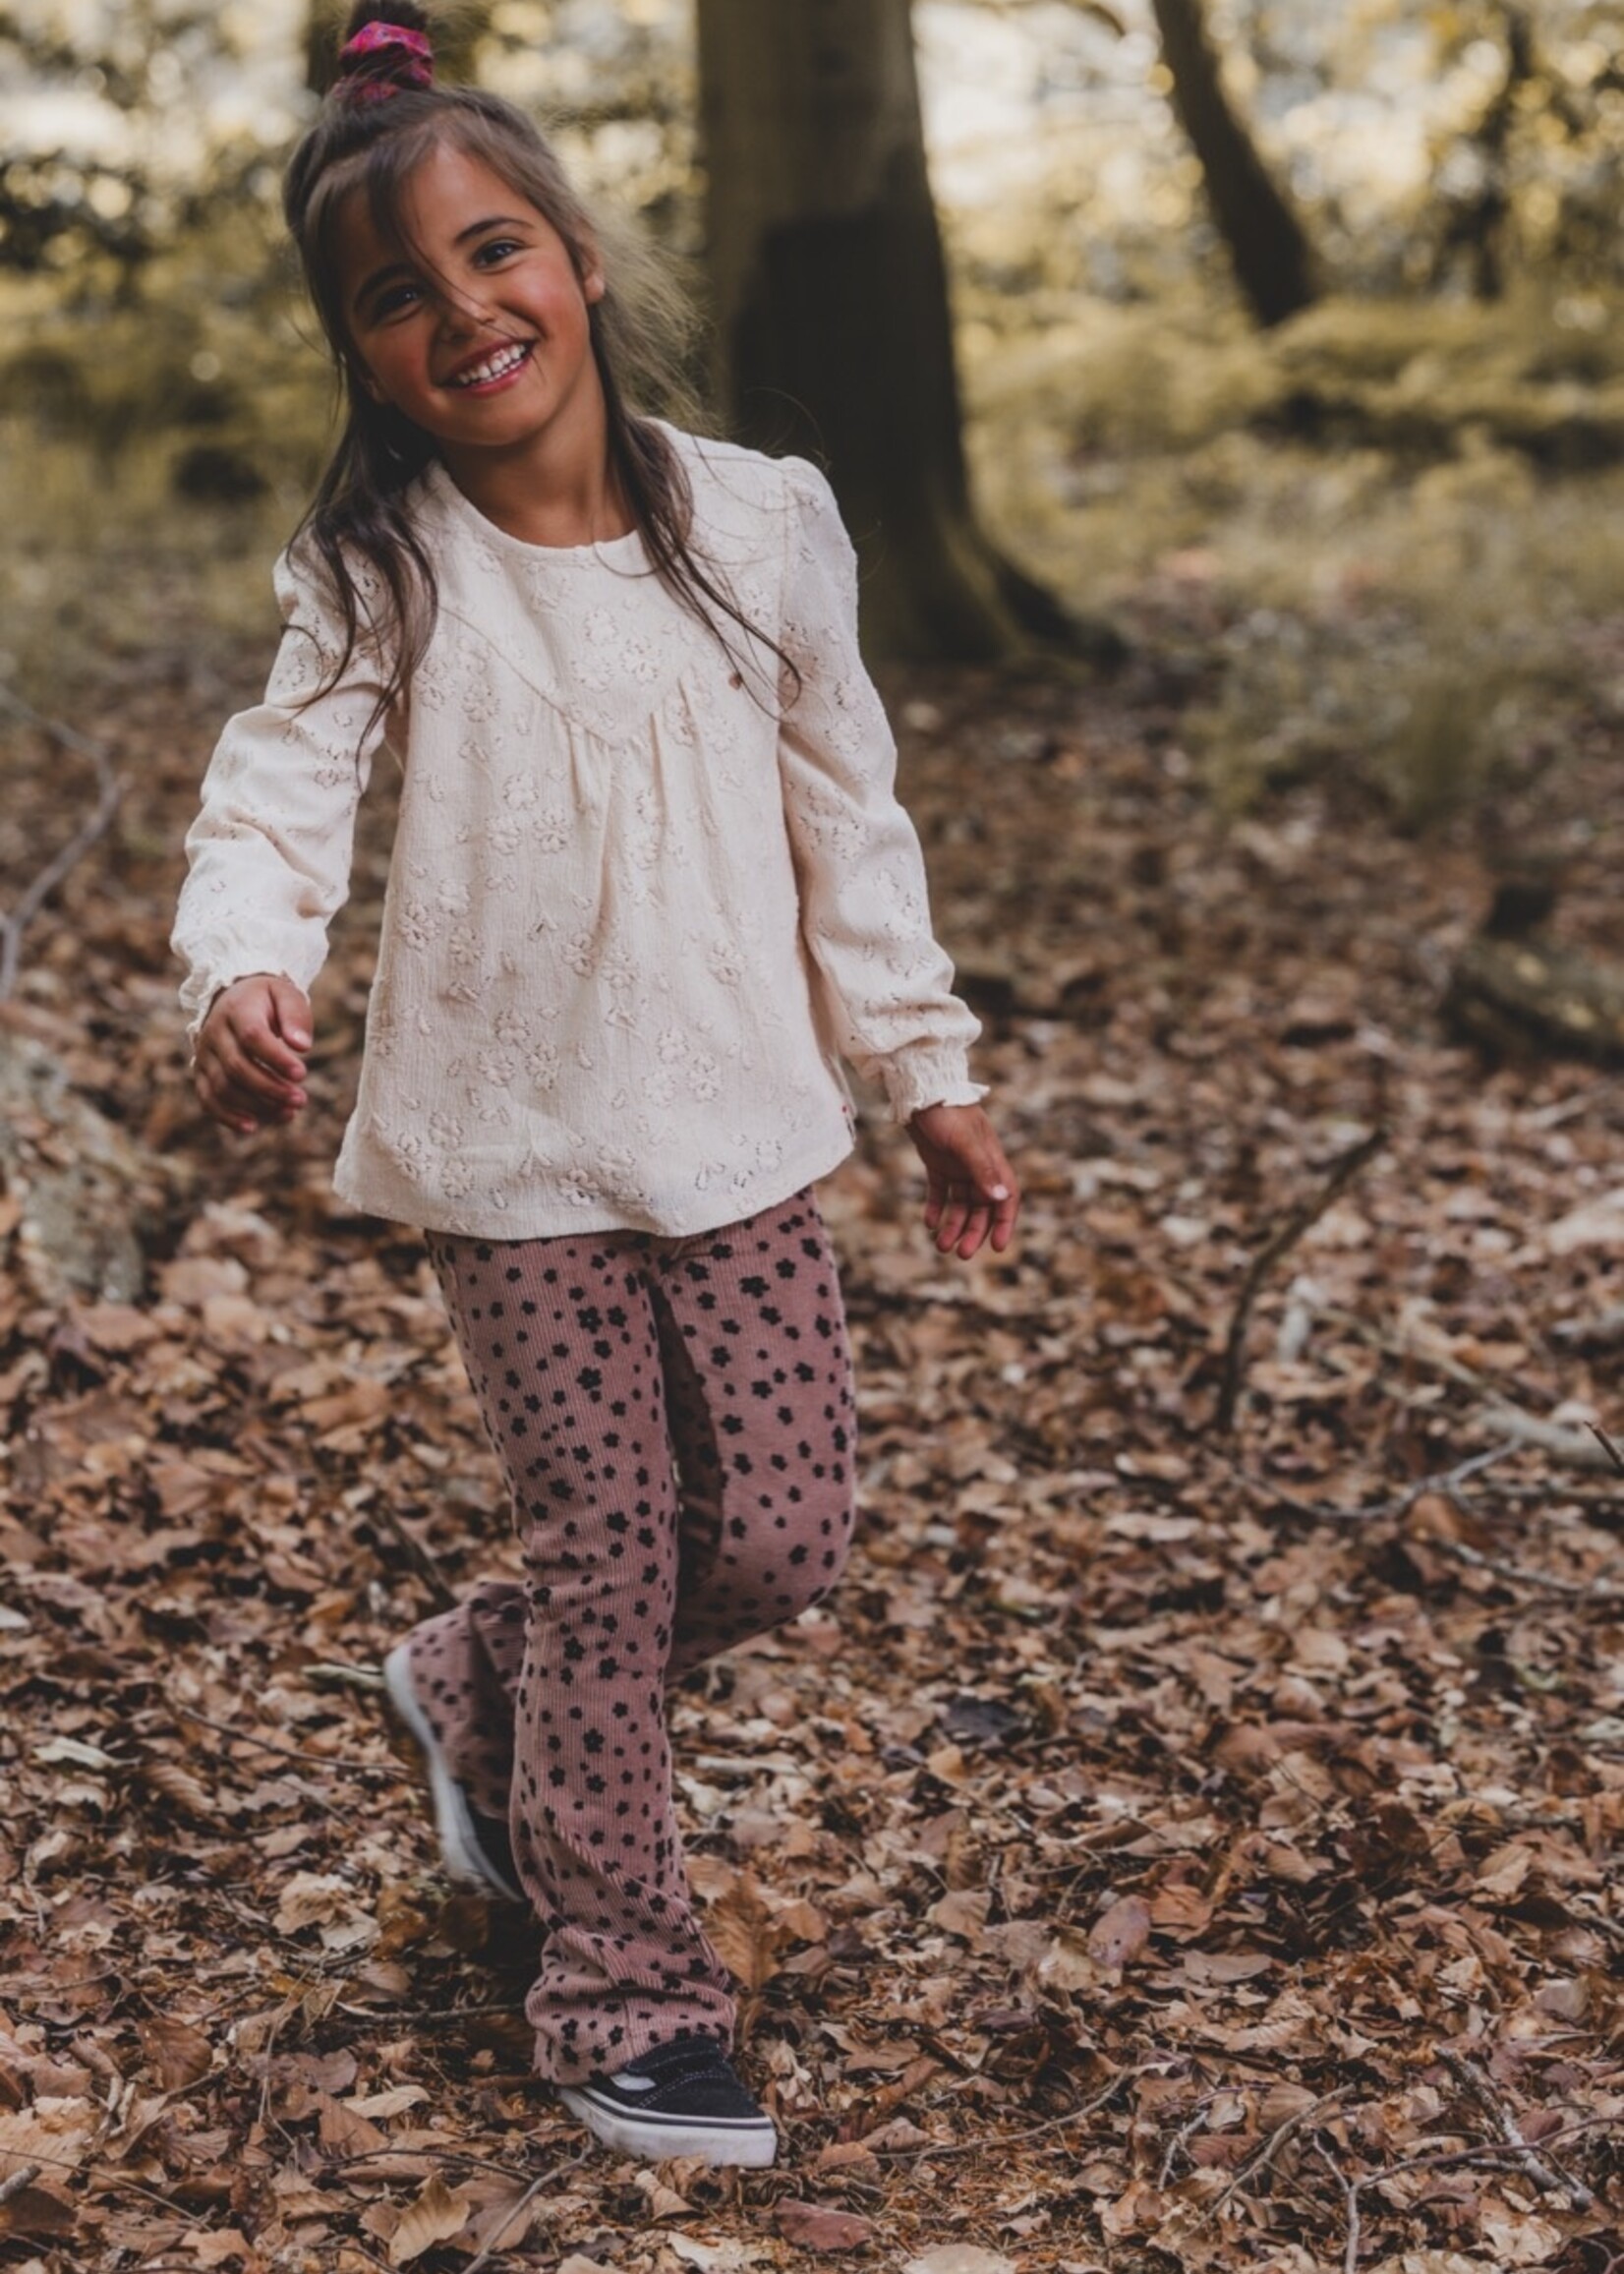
{"left": 437, "top": 289, "right": 496, "bottom": 336}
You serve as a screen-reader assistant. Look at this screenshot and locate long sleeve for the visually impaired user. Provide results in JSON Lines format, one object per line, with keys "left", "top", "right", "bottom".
{"left": 171, "top": 546, "right": 395, "bottom": 1052}
{"left": 775, "top": 458, "right": 988, "bottom": 1125}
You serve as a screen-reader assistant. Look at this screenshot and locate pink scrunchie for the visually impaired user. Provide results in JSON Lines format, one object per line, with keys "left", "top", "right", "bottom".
{"left": 338, "top": 20, "right": 435, "bottom": 100}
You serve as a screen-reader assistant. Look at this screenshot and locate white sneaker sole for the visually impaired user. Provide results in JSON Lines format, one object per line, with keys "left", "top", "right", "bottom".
{"left": 381, "top": 1643, "right": 524, "bottom": 1902}
{"left": 557, "top": 2081, "right": 778, "bottom": 2167}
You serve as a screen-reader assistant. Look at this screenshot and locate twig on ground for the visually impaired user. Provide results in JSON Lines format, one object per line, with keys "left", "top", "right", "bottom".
{"left": 0, "top": 683, "right": 123, "bottom": 1005}
{"left": 1312, "top": 2136, "right": 1361, "bottom": 2274}
{"left": 1214, "top": 1128, "right": 1386, "bottom": 1434}
{"left": 1429, "top": 1510, "right": 1624, "bottom": 1603}
{"left": 1158, "top": 2093, "right": 1219, "bottom": 2188}
{"left": 1313, "top": 1302, "right": 1563, "bottom": 1425}
{"left": 1234, "top": 1439, "right": 1623, "bottom": 1597}
{"left": 340, "top": 2001, "right": 533, "bottom": 2028}
{"left": 0, "top": 2164, "right": 41, "bottom": 2206}
{"left": 869, "top": 2060, "right": 1156, "bottom": 2157}
{"left": 1451, "top": 1481, "right": 1624, "bottom": 1512}
{"left": 340, "top": 2240, "right": 396, "bottom": 2274}
{"left": 1553, "top": 1301, "right": 1624, "bottom": 1349}
{"left": 1523, "top": 1079, "right": 1624, "bottom": 1132}
{"left": 304, "top": 1662, "right": 388, "bottom": 1694}
{"left": 168, "top": 1702, "right": 395, "bottom": 1777}
{"left": 1306, "top": 2115, "right": 1621, "bottom": 2262}
{"left": 1481, "top": 1401, "right": 1613, "bottom": 1469}
{"left": 1232, "top": 1442, "right": 1519, "bottom": 1525}
{"left": 325, "top": 2145, "right": 547, "bottom": 2185}
{"left": 1590, "top": 1422, "right": 1624, "bottom": 1475}
{"left": 367, "top": 1498, "right": 459, "bottom": 1610}
{"left": 461, "top": 2150, "right": 591, "bottom": 2274}
{"left": 1437, "top": 2047, "right": 1596, "bottom": 2210}
{"left": 1199, "top": 2083, "right": 1356, "bottom": 2222}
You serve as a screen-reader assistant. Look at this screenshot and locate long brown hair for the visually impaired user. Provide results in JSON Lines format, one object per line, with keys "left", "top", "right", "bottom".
{"left": 282, "top": 1, "right": 795, "bottom": 732}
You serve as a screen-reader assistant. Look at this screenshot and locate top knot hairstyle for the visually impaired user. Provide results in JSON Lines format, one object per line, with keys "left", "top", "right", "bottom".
{"left": 282, "top": 1, "right": 793, "bottom": 734}
{"left": 335, "top": 16, "right": 435, "bottom": 100}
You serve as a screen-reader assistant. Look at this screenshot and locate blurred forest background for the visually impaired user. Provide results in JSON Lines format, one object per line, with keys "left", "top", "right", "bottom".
{"left": 6, "top": 0, "right": 1624, "bottom": 814}
{"left": 6, "top": 7, "right": 1624, "bottom": 2271}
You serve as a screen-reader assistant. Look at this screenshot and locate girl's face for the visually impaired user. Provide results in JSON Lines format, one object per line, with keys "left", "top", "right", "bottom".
{"left": 335, "top": 138, "right": 608, "bottom": 481}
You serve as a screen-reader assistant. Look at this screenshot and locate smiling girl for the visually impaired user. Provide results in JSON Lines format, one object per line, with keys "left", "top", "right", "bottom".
{"left": 171, "top": 0, "right": 1019, "bottom": 2169}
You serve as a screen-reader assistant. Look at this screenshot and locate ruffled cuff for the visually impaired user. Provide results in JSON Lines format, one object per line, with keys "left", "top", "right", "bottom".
{"left": 879, "top": 1045, "right": 991, "bottom": 1126}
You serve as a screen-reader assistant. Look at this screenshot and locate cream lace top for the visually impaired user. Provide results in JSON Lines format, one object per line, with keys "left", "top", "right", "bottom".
{"left": 171, "top": 423, "right": 987, "bottom": 1239}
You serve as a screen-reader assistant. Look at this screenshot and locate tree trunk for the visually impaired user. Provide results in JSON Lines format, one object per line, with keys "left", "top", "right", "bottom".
{"left": 1149, "top": 0, "right": 1318, "bottom": 328}
{"left": 695, "top": 0, "right": 1118, "bottom": 664}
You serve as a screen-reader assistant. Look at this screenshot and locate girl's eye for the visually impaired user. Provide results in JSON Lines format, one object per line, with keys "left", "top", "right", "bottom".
{"left": 475, "top": 237, "right": 523, "bottom": 264}
{"left": 373, "top": 282, "right": 423, "bottom": 319}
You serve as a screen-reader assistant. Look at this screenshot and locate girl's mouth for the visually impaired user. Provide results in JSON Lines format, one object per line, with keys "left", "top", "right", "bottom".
{"left": 445, "top": 341, "right": 532, "bottom": 391}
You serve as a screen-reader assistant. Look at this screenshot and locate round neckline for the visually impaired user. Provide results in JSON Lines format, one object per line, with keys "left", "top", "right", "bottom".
{"left": 426, "top": 459, "right": 648, "bottom": 566}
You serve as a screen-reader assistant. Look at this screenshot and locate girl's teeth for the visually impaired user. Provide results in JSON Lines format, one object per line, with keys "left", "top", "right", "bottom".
{"left": 454, "top": 345, "right": 527, "bottom": 386}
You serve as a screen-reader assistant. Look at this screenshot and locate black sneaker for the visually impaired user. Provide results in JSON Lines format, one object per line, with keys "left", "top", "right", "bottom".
{"left": 381, "top": 1643, "right": 525, "bottom": 1903}
{"left": 558, "top": 2035, "right": 778, "bottom": 2166}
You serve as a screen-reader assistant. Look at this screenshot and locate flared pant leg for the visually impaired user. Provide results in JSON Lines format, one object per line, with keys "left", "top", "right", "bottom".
{"left": 406, "top": 1185, "right": 857, "bottom": 2083}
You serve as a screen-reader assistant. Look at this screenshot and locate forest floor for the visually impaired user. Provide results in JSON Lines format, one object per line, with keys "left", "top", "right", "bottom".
{"left": 1, "top": 531, "right": 1623, "bottom": 2273}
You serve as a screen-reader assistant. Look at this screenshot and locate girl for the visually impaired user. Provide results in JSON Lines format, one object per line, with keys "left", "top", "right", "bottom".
{"left": 172, "top": 1, "right": 1019, "bottom": 2170}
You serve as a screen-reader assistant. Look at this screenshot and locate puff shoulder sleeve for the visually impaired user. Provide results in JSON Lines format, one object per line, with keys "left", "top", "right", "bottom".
{"left": 775, "top": 456, "right": 987, "bottom": 1124}
{"left": 170, "top": 545, "right": 395, "bottom": 1051}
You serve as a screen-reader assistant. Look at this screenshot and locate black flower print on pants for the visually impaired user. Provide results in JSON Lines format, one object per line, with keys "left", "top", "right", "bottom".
{"left": 407, "top": 1185, "right": 858, "bottom": 2084}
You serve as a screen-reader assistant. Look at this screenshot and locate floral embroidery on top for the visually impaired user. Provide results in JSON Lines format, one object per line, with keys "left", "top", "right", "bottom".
{"left": 170, "top": 422, "right": 988, "bottom": 1239}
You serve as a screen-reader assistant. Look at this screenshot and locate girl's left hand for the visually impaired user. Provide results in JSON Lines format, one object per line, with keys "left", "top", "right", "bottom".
{"left": 907, "top": 1102, "right": 1020, "bottom": 1258}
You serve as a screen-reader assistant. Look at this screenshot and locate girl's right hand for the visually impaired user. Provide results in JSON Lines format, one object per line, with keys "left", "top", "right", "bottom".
{"left": 192, "top": 974, "right": 313, "bottom": 1136}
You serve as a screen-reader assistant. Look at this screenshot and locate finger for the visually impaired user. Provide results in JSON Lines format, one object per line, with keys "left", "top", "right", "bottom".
{"left": 266, "top": 977, "right": 314, "bottom": 1053}
{"left": 216, "top": 1036, "right": 307, "bottom": 1108}
{"left": 937, "top": 1173, "right": 1001, "bottom": 1264}
{"left": 983, "top": 1159, "right": 1019, "bottom": 1252}
{"left": 955, "top": 1199, "right": 994, "bottom": 1259}
{"left": 989, "top": 1186, "right": 1020, "bottom": 1251}
{"left": 923, "top": 1168, "right": 953, "bottom": 1229}
{"left": 196, "top": 1073, "right": 260, "bottom": 1137}
{"left": 934, "top": 1187, "right": 973, "bottom": 1252}
{"left": 204, "top": 1060, "right": 297, "bottom": 1128}
{"left": 228, "top": 1003, "right": 307, "bottom": 1085}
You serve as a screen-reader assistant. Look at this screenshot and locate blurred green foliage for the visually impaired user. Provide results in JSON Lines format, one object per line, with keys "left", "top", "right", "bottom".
{"left": 4, "top": 0, "right": 1623, "bottom": 828}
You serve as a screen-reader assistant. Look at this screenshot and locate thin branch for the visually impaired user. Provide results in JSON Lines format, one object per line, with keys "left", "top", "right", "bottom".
{"left": 1238, "top": 1443, "right": 1623, "bottom": 1598}
{"left": 1313, "top": 1302, "right": 1561, "bottom": 1420}
{"left": 303, "top": 1661, "right": 389, "bottom": 1694}
{"left": 1480, "top": 1401, "right": 1615, "bottom": 1469}
{"left": 868, "top": 2060, "right": 1155, "bottom": 2157}
{"left": 1232, "top": 1441, "right": 1519, "bottom": 1525}
{"left": 167, "top": 1703, "right": 397, "bottom": 1778}
{"left": 0, "top": 683, "right": 123, "bottom": 1005}
{"left": 1213, "top": 1127, "right": 1386, "bottom": 1433}
{"left": 1199, "top": 2083, "right": 1356, "bottom": 2221}
{"left": 1437, "top": 2047, "right": 1595, "bottom": 2209}
{"left": 1432, "top": 1504, "right": 1624, "bottom": 1602}
{"left": 366, "top": 1497, "right": 459, "bottom": 1610}
{"left": 1312, "top": 2136, "right": 1360, "bottom": 2274}
{"left": 1590, "top": 1422, "right": 1624, "bottom": 1475}
{"left": 1217, "top": 2111, "right": 1624, "bottom": 2270}
{"left": 322, "top": 2143, "right": 561, "bottom": 2187}
{"left": 1522, "top": 1077, "right": 1624, "bottom": 1132}
{"left": 1158, "top": 2093, "right": 1219, "bottom": 2188}
{"left": 1448, "top": 1480, "right": 1624, "bottom": 1512}
{"left": 461, "top": 2150, "right": 592, "bottom": 2273}
{"left": 1323, "top": 2117, "right": 1622, "bottom": 2240}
